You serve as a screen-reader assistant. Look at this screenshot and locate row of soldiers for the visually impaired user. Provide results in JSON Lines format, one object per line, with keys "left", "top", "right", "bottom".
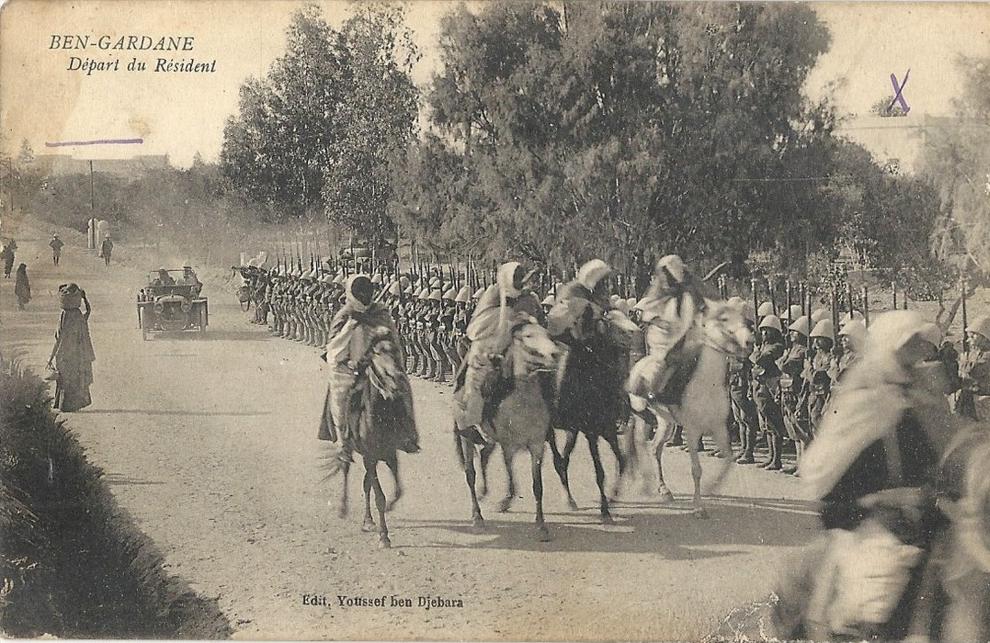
{"left": 235, "top": 259, "right": 990, "bottom": 472}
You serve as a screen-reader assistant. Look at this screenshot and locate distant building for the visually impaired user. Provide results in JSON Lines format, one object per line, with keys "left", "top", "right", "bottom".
{"left": 34, "top": 154, "right": 170, "bottom": 178}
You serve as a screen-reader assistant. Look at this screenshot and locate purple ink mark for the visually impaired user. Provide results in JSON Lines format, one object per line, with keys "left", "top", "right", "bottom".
{"left": 889, "top": 70, "right": 911, "bottom": 114}
{"left": 45, "top": 138, "right": 144, "bottom": 147}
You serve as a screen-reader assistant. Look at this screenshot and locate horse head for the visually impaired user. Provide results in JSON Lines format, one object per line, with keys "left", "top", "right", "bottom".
{"left": 510, "top": 316, "right": 559, "bottom": 378}
{"left": 701, "top": 299, "right": 753, "bottom": 358}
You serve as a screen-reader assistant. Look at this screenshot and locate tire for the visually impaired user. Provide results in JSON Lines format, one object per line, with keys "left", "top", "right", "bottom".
{"left": 199, "top": 307, "right": 207, "bottom": 334}
{"left": 140, "top": 309, "right": 150, "bottom": 341}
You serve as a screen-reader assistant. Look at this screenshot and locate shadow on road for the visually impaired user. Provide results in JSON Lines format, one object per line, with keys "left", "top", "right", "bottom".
{"left": 146, "top": 329, "right": 271, "bottom": 342}
{"left": 104, "top": 472, "right": 167, "bottom": 487}
{"left": 395, "top": 499, "right": 817, "bottom": 556}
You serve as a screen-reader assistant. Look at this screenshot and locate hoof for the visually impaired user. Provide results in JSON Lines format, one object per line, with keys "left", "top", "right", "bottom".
{"left": 536, "top": 526, "right": 552, "bottom": 542}
{"left": 337, "top": 506, "right": 348, "bottom": 519}
{"left": 496, "top": 497, "right": 512, "bottom": 513}
{"left": 692, "top": 507, "right": 709, "bottom": 519}
{"left": 471, "top": 516, "right": 485, "bottom": 529}
{"left": 601, "top": 513, "right": 615, "bottom": 526}
{"left": 567, "top": 497, "right": 579, "bottom": 512}
{"left": 378, "top": 536, "right": 392, "bottom": 549}
{"left": 658, "top": 489, "right": 675, "bottom": 504}
{"left": 361, "top": 520, "right": 376, "bottom": 532}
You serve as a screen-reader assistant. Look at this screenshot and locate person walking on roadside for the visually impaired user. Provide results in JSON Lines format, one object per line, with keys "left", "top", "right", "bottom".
{"left": 50, "top": 233, "right": 64, "bottom": 266}
{"left": 99, "top": 233, "right": 113, "bottom": 267}
{"left": 47, "top": 283, "right": 96, "bottom": 412}
{"left": 1, "top": 238, "right": 16, "bottom": 277}
{"left": 14, "top": 263, "right": 31, "bottom": 309}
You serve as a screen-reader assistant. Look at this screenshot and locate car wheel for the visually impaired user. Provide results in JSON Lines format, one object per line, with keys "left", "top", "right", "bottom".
{"left": 200, "top": 307, "right": 207, "bottom": 333}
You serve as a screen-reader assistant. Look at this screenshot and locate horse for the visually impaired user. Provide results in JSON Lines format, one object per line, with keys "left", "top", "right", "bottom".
{"left": 547, "top": 304, "right": 641, "bottom": 524}
{"left": 453, "top": 316, "right": 559, "bottom": 541}
{"left": 330, "top": 331, "right": 415, "bottom": 549}
{"left": 636, "top": 299, "right": 753, "bottom": 518}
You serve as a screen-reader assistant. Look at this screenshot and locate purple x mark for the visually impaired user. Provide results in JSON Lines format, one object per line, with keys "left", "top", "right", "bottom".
{"left": 889, "top": 70, "right": 911, "bottom": 114}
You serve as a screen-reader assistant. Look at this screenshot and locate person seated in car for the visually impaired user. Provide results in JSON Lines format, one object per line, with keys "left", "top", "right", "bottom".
{"left": 153, "top": 268, "right": 176, "bottom": 287}
{"left": 180, "top": 265, "right": 202, "bottom": 295}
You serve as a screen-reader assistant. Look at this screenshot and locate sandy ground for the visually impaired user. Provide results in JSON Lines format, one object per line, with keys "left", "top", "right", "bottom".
{"left": 0, "top": 218, "right": 830, "bottom": 641}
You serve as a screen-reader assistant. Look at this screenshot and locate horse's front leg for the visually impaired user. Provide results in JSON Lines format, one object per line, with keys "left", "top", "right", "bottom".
{"left": 587, "top": 434, "right": 614, "bottom": 525}
{"left": 385, "top": 453, "right": 402, "bottom": 512}
{"left": 462, "top": 437, "right": 484, "bottom": 528}
{"left": 529, "top": 442, "right": 550, "bottom": 542}
{"left": 362, "top": 466, "right": 376, "bottom": 532}
{"left": 604, "top": 431, "right": 627, "bottom": 501}
{"left": 478, "top": 442, "right": 496, "bottom": 498}
{"left": 365, "top": 455, "right": 390, "bottom": 548}
{"left": 687, "top": 442, "right": 708, "bottom": 519}
{"left": 338, "top": 459, "right": 351, "bottom": 519}
{"left": 497, "top": 446, "right": 516, "bottom": 513}
{"left": 552, "top": 429, "right": 579, "bottom": 511}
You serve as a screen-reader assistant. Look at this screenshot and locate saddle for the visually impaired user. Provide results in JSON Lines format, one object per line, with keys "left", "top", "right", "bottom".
{"left": 642, "top": 339, "right": 703, "bottom": 407}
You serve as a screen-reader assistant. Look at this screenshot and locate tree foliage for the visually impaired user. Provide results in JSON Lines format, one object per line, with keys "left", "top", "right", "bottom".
{"left": 923, "top": 55, "right": 990, "bottom": 278}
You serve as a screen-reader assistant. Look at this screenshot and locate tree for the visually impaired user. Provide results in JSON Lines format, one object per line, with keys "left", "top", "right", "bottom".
{"left": 923, "top": 55, "right": 990, "bottom": 277}
{"left": 323, "top": 3, "right": 420, "bottom": 247}
{"left": 401, "top": 1, "right": 836, "bottom": 289}
{"left": 220, "top": 5, "right": 351, "bottom": 220}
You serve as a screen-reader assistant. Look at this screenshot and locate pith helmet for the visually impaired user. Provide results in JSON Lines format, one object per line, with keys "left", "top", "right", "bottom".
{"left": 429, "top": 289, "right": 443, "bottom": 301}
{"left": 781, "top": 304, "right": 803, "bottom": 321}
{"left": 757, "top": 302, "right": 775, "bottom": 317}
{"left": 403, "top": 285, "right": 414, "bottom": 295}
{"left": 429, "top": 276, "right": 441, "bottom": 288}
{"left": 577, "top": 259, "right": 611, "bottom": 291}
{"left": 417, "top": 286, "right": 429, "bottom": 300}
{"left": 966, "top": 315, "right": 990, "bottom": 341}
{"left": 810, "top": 308, "right": 829, "bottom": 324}
{"left": 625, "top": 297, "right": 637, "bottom": 310}
{"left": 788, "top": 315, "right": 810, "bottom": 336}
{"left": 388, "top": 281, "right": 402, "bottom": 297}
{"left": 455, "top": 285, "right": 471, "bottom": 303}
{"left": 810, "top": 319, "right": 834, "bottom": 341}
{"left": 655, "top": 254, "right": 686, "bottom": 282}
{"left": 541, "top": 293, "right": 555, "bottom": 307}
{"left": 371, "top": 273, "right": 383, "bottom": 285}
{"left": 472, "top": 287, "right": 485, "bottom": 300}
{"left": 759, "top": 314, "right": 782, "bottom": 333}
{"left": 442, "top": 287, "right": 457, "bottom": 301}
{"left": 840, "top": 310, "right": 865, "bottom": 326}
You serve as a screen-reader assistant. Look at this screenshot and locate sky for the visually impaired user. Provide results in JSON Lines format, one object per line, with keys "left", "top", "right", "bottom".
{"left": 1, "top": 1, "right": 988, "bottom": 167}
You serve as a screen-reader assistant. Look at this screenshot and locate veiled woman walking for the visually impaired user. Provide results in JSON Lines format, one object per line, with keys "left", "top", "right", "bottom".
{"left": 47, "top": 283, "right": 96, "bottom": 412}
{"left": 14, "top": 263, "right": 30, "bottom": 309}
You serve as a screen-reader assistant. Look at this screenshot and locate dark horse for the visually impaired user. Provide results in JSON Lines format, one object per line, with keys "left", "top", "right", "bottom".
{"left": 548, "top": 304, "right": 639, "bottom": 524}
{"left": 329, "top": 332, "right": 415, "bottom": 549}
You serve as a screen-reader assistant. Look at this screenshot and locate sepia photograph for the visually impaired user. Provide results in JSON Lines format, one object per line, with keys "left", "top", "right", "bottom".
{"left": 1, "top": 1, "right": 989, "bottom": 640}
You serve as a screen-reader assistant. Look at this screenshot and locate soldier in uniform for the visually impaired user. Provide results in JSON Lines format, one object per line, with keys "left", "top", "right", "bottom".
{"left": 803, "top": 319, "right": 836, "bottom": 440}
{"left": 752, "top": 314, "right": 786, "bottom": 470}
{"left": 441, "top": 286, "right": 460, "bottom": 381}
{"left": 835, "top": 319, "right": 866, "bottom": 382}
{"left": 727, "top": 297, "right": 759, "bottom": 464}
{"left": 427, "top": 288, "right": 447, "bottom": 382}
{"left": 957, "top": 315, "right": 990, "bottom": 420}
{"left": 781, "top": 315, "right": 811, "bottom": 474}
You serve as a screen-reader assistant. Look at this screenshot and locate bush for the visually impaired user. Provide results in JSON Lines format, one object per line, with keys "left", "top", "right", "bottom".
{"left": 0, "top": 354, "right": 230, "bottom": 638}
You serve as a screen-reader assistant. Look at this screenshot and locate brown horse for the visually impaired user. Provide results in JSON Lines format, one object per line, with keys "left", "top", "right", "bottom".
{"left": 548, "top": 306, "right": 640, "bottom": 524}
{"left": 636, "top": 299, "right": 753, "bottom": 517}
{"left": 331, "top": 333, "right": 415, "bottom": 549}
{"left": 454, "top": 318, "right": 559, "bottom": 541}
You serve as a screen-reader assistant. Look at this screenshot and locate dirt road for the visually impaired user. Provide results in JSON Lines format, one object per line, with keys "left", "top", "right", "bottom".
{"left": 1, "top": 221, "right": 820, "bottom": 641}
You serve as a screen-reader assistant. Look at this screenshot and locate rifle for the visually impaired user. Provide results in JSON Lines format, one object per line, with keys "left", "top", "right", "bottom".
{"left": 962, "top": 277, "right": 970, "bottom": 355}
{"left": 846, "top": 281, "right": 854, "bottom": 319}
{"left": 862, "top": 285, "right": 870, "bottom": 327}
{"left": 767, "top": 277, "right": 777, "bottom": 316}
{"left": 892, "top": 282, "right": 898, "bottom": 310}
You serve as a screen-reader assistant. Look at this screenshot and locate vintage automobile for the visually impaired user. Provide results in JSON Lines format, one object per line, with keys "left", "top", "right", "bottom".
{"left": 137, "top": 270, "right": 208, "bottom": 340}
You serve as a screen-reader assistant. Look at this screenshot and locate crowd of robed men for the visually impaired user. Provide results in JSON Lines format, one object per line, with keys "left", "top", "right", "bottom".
{"left": 232, "top": 253, "right": 990, "bottom": 475}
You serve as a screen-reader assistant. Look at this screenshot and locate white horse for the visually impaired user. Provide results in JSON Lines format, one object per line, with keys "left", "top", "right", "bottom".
{"left": 634, "top": 299, "right": 754, "bottom": 517}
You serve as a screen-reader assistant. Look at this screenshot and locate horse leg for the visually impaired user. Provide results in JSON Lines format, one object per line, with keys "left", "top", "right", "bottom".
{"left": 462, "top": 437, "right": 484, "bottom": 528}
{"left": 478, "top": 442, "right": 496, "bottom": 498}
{"left": 587, "top": 434, "right": 614, "bottom": 525}
{"left": 385, "top": 453, "right": 402, "bottom": 512}
{"left": 604, "top": 432, "right": 627, "bottom": 501}
{"left": 365, "top": 456, "right": 390, "bottom": 548}
{"left": 362, "top": 467, "right": 376, "bottom": 532}
{"left": 338, "top": 459, "right": 351, "bottom": 519}
{"left": 688, "top": 441, "right": 708, "bottom": 519}
{"left": 655, "top": 440, "right": 675, "bottom": 503}
{"left": 497, "top": 446, "right": 516, "bottom": 513}
{"left": 553, "top": 430, "right": 579, "bottom": 511}
{"left": 529, "top": 442, "right": 550, "bottom": 542}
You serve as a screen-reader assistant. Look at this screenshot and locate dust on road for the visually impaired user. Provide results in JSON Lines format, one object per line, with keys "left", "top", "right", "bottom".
{"left": 1, "top": 222, "right": 819, "bottom": 641}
